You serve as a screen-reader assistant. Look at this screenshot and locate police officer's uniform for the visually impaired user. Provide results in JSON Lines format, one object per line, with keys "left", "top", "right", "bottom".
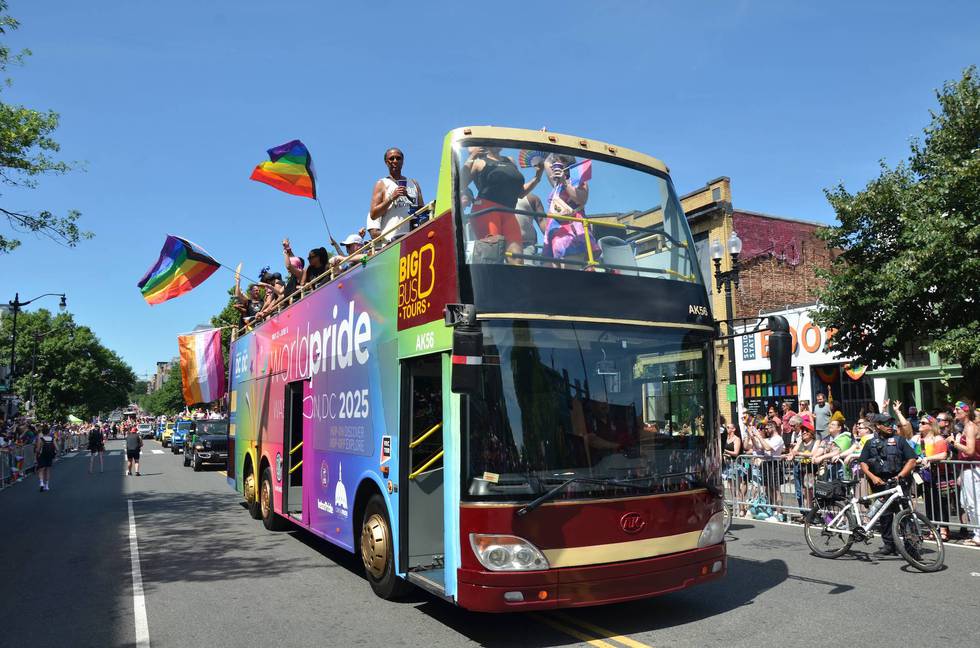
{"left": 857, "top": 414, "right": 916, "bottom": 553}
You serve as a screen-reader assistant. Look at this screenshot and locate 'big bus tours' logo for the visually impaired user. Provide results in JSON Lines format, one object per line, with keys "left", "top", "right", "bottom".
{"left": 399, "top": 243, "right": 435, "bottom": 321}
{"left": 397, "top": 215, "right": 456, "bottom": 331}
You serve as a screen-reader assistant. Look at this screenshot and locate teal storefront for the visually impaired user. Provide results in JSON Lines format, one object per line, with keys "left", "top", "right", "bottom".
{"left": 868, "top": 347, "right": 963, "bottom": 413}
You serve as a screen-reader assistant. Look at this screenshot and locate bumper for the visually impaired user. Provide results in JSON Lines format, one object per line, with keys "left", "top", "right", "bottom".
{"left": 195, "top": 451, "right": 228, "bottom": 464}
{"left": 456, "top": 543, "right": 725, "bottom": 612}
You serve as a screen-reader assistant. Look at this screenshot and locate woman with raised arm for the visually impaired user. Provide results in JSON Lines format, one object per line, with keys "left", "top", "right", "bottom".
{"left": 949, "top": 402, "right": 979, "bottom": 546}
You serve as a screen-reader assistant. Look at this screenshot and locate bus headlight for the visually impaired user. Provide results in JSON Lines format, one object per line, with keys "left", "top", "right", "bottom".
{"left": 470, "top": 534, "right": 549, "bottom": 571}
{"left": 698, "top": 511, "right": 726, "bottom": 547}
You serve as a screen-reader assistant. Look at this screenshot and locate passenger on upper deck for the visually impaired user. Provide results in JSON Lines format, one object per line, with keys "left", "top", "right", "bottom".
{"left": 369, "top": 147, "right": 423, "bottom": 243}
{"left": 234, "top": 274, "right": 264, "bottom": 327}
{"left": 281, "top": 238, "right": 305, "bottom": 299}
{"left": 330, "top": 233, "right": 368, "bottom": 272}
{"left": 301, "top": 246, "right": 331, "bottom": 288}
{"left": 460, "top": 146, "right": 544, "bottom": 265}
{"left": 542, "top": 153, "right": 592, "bottom": 260}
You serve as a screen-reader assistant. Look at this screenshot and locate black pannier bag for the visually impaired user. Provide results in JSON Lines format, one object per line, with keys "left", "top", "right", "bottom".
{"left": 814, "top": 480, "right": 847, "bottom": 502}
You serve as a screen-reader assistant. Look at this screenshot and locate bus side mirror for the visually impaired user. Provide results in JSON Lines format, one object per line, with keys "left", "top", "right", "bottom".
{"left": 768, "top": 315, "right": 793, "bottom": 384}
{"left": 451, "top": 325, "right": 483, "bottom": 394}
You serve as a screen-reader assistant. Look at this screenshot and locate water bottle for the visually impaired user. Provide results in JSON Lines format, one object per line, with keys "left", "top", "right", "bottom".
{"left": 866, "top": 497, "right": 884, "bottom": 520}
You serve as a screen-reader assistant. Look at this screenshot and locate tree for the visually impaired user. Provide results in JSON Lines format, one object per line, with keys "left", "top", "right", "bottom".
{"left": 813, "top": 67, "right": 980, "bottom": 399}
{"left": 0, "top": 308, "right": 136, "bottom": 420}
{"left": 0, "top": 1, "right": 90, "bottom": 253}
{"left": 141, "top": 368, "right": 185, "bottom": 416}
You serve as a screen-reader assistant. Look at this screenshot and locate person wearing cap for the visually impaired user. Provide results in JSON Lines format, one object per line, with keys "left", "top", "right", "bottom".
{"left": 858, "top": 412, "right": 917, "bottom": 556}
{"left": 330, "top": 234, "right": 367, "bottom": 272}
{"left": 786, "top": 415, "right": 819, "bottom": 513}
{"left": 949, "top": 401, "right": 979, "bottom": 545}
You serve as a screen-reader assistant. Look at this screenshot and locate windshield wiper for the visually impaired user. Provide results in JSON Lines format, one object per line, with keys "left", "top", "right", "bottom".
{"left": 516, "top": 476, "right": 630, "bottom": 517}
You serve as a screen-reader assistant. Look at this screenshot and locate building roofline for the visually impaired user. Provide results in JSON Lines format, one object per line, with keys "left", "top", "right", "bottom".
{"left": 678, "top": 176, "right": 730, "bottom": 202}
{"left": 734, "top": 208, "right": 830, "bottom": 229}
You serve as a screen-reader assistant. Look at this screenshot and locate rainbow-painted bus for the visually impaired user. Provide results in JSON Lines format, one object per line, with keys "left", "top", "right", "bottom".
{"left": 228, "top": 126, "right": 726, "bottom": 611}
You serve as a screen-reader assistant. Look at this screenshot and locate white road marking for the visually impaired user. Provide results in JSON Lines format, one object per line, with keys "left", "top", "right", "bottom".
{"left": 151, "top": 450, "right": 165, "bottom": 455}
{"left": 127, "top": 500, "right": 151, "bottom": 648}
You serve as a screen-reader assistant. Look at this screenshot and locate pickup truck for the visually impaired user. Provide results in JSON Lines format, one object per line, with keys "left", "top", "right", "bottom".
{"left": 137, "top": 423, "right": 154, "bottom": 439}
{"left": 183, "top": 419, "right": 229, "bottom": 471}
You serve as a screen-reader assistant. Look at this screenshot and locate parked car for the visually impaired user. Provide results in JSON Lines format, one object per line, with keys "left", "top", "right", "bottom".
{"left": 171, "top": 419, "right": 194, "bottom": 454}
{"left": 137, "top": 423, "right": 154, "bottom": 439}
{"left": 183, "top": 419, "right": 229, "bottom": 471}
{"left": 161, "top": 422, "right": 175, "bottom": 447}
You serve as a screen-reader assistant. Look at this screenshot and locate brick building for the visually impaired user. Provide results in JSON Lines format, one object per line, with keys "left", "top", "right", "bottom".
{"left": 678, "top": 177, "right": 835, "bottom": 420}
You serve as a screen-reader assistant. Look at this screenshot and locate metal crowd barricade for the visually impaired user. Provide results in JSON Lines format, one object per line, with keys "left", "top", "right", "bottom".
{"left": 723, "top": 455, "right": 980, "bottom": 536}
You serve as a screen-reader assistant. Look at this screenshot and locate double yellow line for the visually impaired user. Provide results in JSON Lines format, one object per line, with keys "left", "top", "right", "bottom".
{"left": 533, "top": 612, "right": 653, "bottom": 648}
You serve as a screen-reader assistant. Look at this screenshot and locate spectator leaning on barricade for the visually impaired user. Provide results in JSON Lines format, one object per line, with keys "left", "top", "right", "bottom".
{"left": 786, "top": 416, "right": 819, "bottom": 514}
{"left": 949, "top": 401, "right": 979, "bottom": 546}
{"left": 914, "top": 414, "right": 952, "bottom": 540}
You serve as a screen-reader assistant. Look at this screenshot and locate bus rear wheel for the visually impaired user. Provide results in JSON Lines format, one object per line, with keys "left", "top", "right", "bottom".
{"left": 360, "top": 494, "right": 410, "bottom": 599}
{"left": 245, "top": 471, "right": 261, "bottom": 520}
{"left": 260, "top": 466, "right": 287, "bottom": 531}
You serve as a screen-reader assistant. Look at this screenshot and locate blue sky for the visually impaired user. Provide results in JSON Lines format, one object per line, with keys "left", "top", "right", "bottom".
{"left": 0, "top": 1, "right": 977, "bottom": 380}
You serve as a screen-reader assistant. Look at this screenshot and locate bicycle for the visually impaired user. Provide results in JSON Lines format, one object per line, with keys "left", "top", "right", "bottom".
{"left": 803, "top": 477, "right": 944, "bottom": 572}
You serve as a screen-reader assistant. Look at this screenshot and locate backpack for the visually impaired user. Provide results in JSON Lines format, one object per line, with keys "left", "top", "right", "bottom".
{"left": 40, "top": 436, "right": 56, "bottom": 459}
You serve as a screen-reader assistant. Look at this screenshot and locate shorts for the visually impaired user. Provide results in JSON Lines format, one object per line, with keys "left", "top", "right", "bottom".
{"left": 90, "top": 446, "right": 104, "bottom": 454}
{"left": 127, "top": 450, "right": 140, "bottom": 461}
{"left": 470, "top": 198, "right": 523, "bottom": 246}
{"left": 37, "top": 454, "right": 54, "bottom": 468}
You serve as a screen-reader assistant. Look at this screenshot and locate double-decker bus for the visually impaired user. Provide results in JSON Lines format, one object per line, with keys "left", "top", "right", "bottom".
{"left": 227, "top": 126, "right": 727, "bottom": 611}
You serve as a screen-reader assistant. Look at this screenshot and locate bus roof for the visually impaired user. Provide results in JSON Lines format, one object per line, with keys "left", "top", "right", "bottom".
{"left": 448, "top": 126, "right": 669, "bottom": 175}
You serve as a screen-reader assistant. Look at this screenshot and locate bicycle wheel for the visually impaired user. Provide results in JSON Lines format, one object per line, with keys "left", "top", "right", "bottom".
{"left": 892, "top": 509, "right": 944, "bottom": 572}
{"left": 804, "top": 501, "right": 854, "bottom": 558}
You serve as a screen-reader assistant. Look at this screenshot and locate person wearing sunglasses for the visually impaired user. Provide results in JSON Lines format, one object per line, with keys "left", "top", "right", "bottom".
{"left": 915, "top": 415, "right": 951, "bottom": 540}
{"left": 369, "top": 148, "right": 423, "bottom": 243}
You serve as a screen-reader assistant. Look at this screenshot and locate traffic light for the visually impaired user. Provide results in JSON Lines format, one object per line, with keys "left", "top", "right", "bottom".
{"left": 768, "top": 315, "right": 793, "bottom": 384}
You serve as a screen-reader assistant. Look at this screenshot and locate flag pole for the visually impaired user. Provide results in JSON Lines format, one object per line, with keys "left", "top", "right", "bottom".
{"left": 176, "top": 234, "right": 261, "bottom": 284}
{"left": 315, "top": 197, "right": 336, "bottom": 242}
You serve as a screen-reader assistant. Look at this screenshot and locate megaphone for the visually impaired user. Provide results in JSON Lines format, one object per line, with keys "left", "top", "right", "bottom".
{"left": 768, "top": 315, "right": 793, "bottom": 384}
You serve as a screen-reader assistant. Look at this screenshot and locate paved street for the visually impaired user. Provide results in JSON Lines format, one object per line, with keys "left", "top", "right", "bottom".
{"left": 3, "top": 439, "right": 979, "bottom": 648}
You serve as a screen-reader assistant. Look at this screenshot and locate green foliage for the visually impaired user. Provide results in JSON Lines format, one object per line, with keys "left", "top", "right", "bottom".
{"left": 0, "top": 0, "right": 90, "bottom": 253}
{"left": 141, "top": 367, "right": 185, "bottom": 416}
{"left": 814, "top": 67, "right": 980, "bottom": 398}
{"left": 1, "top": 308, "right": 136, "bottom": 420}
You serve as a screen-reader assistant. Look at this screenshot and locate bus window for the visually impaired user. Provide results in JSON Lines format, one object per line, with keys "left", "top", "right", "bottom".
{"left": 462, "top": 320, "right": 715, "bottom": 502}
{"left": 454, "top": 141, "right": 701, "bottom": 284}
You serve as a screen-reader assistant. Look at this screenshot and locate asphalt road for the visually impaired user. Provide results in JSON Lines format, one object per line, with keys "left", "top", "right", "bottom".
{"left": 3, "top": 439, "right": 979, "bottom": 648}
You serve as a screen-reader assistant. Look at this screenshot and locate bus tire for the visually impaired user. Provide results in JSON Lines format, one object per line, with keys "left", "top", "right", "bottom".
{"left": 260, "top": 466, "right": 287, "bottom": 531}
{"left": 360, "top": 494, "right": 410, "bottom": 599}
{"left": 245, "top": 470, "right": 262, "bottom": 520}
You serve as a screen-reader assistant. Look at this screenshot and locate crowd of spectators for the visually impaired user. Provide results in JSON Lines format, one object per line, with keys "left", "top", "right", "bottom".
{"left": 234, "top": 147, "right": 429, "bottom": 329}
{"left": 722, "top": 394, "right": 980, "bottom": 545}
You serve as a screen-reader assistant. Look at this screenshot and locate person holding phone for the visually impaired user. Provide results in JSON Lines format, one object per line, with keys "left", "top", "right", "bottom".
{"left": 369, "top": 147, "right": 423, "bottom": 242}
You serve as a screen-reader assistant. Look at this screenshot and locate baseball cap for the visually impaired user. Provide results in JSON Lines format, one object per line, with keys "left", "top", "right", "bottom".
{"left": 871, "top": 413, "right": 895, "bottom": 426}
{"left": 800, "top": 414, "right": 815, "bottom": 431}
{"left": 341, "top": 234, "right": 362, "bottom": 246}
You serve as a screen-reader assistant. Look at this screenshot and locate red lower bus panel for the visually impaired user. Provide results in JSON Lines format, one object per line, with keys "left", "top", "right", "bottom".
{"left": 456, "top": 544, "right": 725, "bottom": 612}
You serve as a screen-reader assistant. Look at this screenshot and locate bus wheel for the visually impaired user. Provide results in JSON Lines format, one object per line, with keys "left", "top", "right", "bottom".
{"left": 260, "top": 467, "right": 287, "bottom": 531}
{"left": 360, "top": 494, "right": 410, "bottom": 599}
{"left": 245, "top": 472, "right": 261, "bottom": 520}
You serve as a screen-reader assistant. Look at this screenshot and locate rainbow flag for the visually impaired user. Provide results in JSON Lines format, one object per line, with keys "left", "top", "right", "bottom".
{"left": 177, "top": 329, "right": 226, "bottom": 405}
{"left": 249, "top": 139, "right": 317, "bottom": 199}
{"left": 137, "top": 236, "right": 220, "bottom": 305}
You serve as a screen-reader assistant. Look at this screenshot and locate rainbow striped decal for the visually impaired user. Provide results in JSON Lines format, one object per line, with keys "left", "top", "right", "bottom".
{"left": 177, "top": 329, "right": 226, "bottom": 405}
{"left": 137, "top": 235, "right": 220, "bottom": 305}
{"left": 249, "top": 139, "right": 317, "bottom": 199}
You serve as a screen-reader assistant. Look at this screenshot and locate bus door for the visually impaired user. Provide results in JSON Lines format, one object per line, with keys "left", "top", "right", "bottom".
{"left": 283, "top": 381, "right": 304, "bottom": 520}
{"left": 400, "top": 354, "right": 445, "bottom": 593}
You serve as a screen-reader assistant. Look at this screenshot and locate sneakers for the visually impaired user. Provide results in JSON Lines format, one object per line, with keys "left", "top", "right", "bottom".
{"left": 39, "top": 485, "right": 44, "bottom": 492}
{"left": 127, "top": 470, "right": 132, "bottom": 476}
{"left": 43, "top": 485, "right": 49, "bottom": 491}
{"left": 135, "top": 472, "right": 141, "bottom": 476}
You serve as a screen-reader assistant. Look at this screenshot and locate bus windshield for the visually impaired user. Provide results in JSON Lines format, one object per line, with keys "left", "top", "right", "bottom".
{"left": 463, "top": 321, "right": 718, "bottom": 502}
{"left": 455, "top": 140, "right": 701, "bottom": 284}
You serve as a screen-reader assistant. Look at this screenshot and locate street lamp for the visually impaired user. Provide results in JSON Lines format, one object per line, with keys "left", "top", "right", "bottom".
{"left": 5, "top": 293, "right": 67, "bottom": 415}
{"left": 711, "top": 231, "right": 742, "bottom": 424}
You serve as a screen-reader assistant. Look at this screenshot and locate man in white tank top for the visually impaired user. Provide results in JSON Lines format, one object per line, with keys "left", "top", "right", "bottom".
{"left": 369, "top": 147, "right": 424, "bottom": 242}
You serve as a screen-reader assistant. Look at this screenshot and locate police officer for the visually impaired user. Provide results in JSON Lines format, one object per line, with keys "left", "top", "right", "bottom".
{"left": 858, "top": 413, "right": 917, "bottom": 555}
